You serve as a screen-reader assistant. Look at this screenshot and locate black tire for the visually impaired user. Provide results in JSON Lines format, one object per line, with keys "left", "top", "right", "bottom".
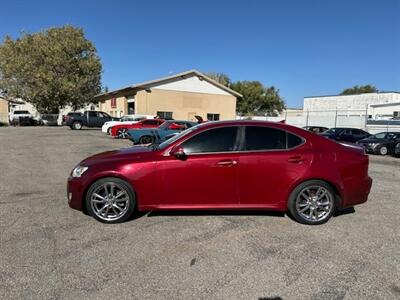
{"left": 85, "top": 177, "right": 136, "bottom": 224}
{"left": 378, "top": 145, "right": 388, "bottom": 156}
{"left": 139, "top": 135, "right": 154, "bottom": 145}
{"left": 107, "top": 127, "right": 112, "bottom": 135}
{"left": 72, "top": 121, "right": 82, "bottom": 130}
{"left": 288, "top": 180, "right": 336, "bottom": 225}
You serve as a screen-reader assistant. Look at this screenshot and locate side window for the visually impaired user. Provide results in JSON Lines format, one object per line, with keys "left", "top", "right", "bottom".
{"left": 88, "top": 111, "right": 97, "bottom": 117}
{"left": 244, "top": 126, "right": 286, "bottom": 151}
{"left": 287, "top": 133, "right": 303, "bottom": 149}
{"left": 351, "top": 129, "right": 361, "bottom": 135}
{"left": 181, "top": 127, "right": 238, "bottom": 154}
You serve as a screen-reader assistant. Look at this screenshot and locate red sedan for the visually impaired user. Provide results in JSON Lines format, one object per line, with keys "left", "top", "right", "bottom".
{"left": 110, "top": 119, "right": 165, "bottom": 139}
{"left": 67, "top": 121, "right": 372, "bottom": 225}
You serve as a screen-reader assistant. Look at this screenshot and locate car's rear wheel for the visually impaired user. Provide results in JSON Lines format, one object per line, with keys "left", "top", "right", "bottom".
{"left": 85, "top": 177, "right": 135, "bottom": 223}
{"left": 379, "top": 146, "right": 388, "bottom": 155}
{"left": 139, "top": 135, "right": 154, "bottom": 144}
{"left": 72, "top": 121, "right": 82, "bottom": 130}
{"left": 117, "top": 128, "right": 129, "bottom": 139}
{"left": 288, "top": 180, "right": 336, "bottom": 225}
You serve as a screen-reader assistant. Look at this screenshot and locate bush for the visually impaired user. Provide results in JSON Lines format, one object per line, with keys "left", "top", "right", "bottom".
{"left": 0, "top": 122, "right": 9, "bottom": 127}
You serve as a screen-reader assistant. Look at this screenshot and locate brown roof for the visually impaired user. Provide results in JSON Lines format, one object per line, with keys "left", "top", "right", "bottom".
{"left": 95, "top": 69, "right": 242, "bottom": 101}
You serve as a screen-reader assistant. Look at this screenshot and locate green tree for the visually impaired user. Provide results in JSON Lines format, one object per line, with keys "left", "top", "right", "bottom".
{"left": 340, "top": 85, "right": 378, "bottom": 95}
{"left": 0, "top": 26, "right": 102, "bottom": 113}
{"left": 204, "top": 72, "right": 232, "bottom": 87}
{"left": 230, "top": 81, "right": 285, "bottom": 115}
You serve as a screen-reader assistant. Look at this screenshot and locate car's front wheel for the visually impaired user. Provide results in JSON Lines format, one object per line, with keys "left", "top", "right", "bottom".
{"left": 288, "top": 180, "right": 336, "bottom": 225}
{"left": 378, "top": 145, "right": 388, "bottom": 155}
{"left": 85, "top": 177, "right": 136, "bottom": 223}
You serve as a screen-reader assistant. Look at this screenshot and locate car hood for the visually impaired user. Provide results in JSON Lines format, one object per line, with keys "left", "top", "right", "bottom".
{"left": 358, "top": 138, "right": 388, "bottom": 144}
{"left": 80, "top": 146, "right": 154, "bottom": 165}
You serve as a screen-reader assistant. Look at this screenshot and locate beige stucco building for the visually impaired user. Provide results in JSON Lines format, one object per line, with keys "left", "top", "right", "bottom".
{"left": 0, "top": 96, "right": 9, "bottom": 123}
{"left": 95, "top": 70, "right": 241, "bottom": 121}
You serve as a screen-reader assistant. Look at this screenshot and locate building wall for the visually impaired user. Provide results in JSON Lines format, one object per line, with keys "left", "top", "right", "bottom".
{"left": 98, "top": 96, "right": 127, "bottom": 117}
{"left": 303, "top": 93, "right": 400, "bottom": 111}
{"left": 0, "top": 98, "right": 8, "bottom": 123}
{"left": 134, "top": 88, "right": 236, "bottom": 121}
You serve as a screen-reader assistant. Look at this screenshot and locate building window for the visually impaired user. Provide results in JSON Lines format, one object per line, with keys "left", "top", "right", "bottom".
{"left": 157, "top": 111, "right": 173, "bottom": 120}
{"left": 111, "top": 97, "right": 117, "bottom": 108}
{"left": 207, "top": 113, "right": 220, "bottom": 121}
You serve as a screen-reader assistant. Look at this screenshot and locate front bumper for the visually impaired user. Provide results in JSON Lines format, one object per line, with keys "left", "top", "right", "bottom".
{"left": 67, "top": 176, "right": 86, "bottom": 211}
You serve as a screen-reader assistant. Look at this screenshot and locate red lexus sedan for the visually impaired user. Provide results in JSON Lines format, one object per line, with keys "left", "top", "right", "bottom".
{"left": 67, "top": 121, "right": 372, "bottom": 225}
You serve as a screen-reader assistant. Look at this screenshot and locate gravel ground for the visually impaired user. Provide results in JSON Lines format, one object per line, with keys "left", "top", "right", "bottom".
{"left": 0, "top": 127, "right": 399, "bottom": 300}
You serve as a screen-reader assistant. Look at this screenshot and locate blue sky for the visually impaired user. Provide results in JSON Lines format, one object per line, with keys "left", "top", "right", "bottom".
{"left": 1, "top": 0, "right": 399, "bottom": 107}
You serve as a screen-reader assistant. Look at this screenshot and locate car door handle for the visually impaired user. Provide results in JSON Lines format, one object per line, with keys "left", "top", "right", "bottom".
{"left": 287, "top": 156, "right": 307, "bottom": 164}
{"left": 216, "top": 159, "right": 237, "bottom": 167}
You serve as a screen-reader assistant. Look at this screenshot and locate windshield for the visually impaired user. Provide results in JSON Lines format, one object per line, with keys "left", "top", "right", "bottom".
{"left": 157, "top": 124, "right": 201, "bottom": 150}
{"left": 372, "top": 132, "right": 395, "bottom": 139}
{"left": 324, "top": 128, "right": 343, "bottom": 134}
{"left": 14, "top": 111, "right": 29, "bottom": 114}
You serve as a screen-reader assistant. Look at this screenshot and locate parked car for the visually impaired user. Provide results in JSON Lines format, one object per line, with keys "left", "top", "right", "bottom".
{"left": 9, "top": 110, "right": 36, "bottom": 126}
{"left": 68, "top": 120, "right": 372, "bottom": 225}
{"left": 127, "top": 120, "right": 197, "bottom": 144}
{"left": 395, "top": 142, "right": 400, "bottom": 157}
{"left": 62, "top": 112, "right": 83, "bottom": 125}
{"left": 101, "top": 115, "right": 154, "bottom": 134}
{"left": 302, "top": 126, "right": 329, "bottom": 133}
{"left": 65, "top": 111, "right": 120, "bottom": 130}
{"left": 320, "top": 127, "right": 370, "bottom": 143}
{"left": 110, "top": 119, "right": 165, "bottom": 139}
{"left": 356, "top": 132, "right": 400, "bottom": 155}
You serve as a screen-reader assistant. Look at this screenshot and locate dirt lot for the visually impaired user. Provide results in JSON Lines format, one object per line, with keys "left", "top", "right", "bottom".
{"left": 0, "top": 127, "right": 399, "bottom": 300}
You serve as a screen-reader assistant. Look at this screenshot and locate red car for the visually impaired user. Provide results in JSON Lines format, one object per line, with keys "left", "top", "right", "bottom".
{"left": 68, "top": 121, "right": 372, "bottom": 225}
{"left": 110, "top": 119, "right": 165, "bottom": 139}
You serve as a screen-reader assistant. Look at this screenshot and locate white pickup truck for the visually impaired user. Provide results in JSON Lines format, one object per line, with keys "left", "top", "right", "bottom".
{"left": 9, "top": 110, "right": 35, "bottom": 125}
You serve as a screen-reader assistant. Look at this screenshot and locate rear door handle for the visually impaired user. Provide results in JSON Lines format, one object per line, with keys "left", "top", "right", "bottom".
{"left": 287, "top": 156, "right": 307, "bottom": 164}
{"left": 216, "top": 159, "right": 237, "bottom": 167}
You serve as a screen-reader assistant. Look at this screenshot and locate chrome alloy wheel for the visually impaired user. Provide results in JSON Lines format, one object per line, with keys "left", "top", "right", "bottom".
{"left": 295, "top": 185, "right": 333, "bottom": 222}
{"left": 117, "top": 128, "right": 128, "bottom": 139}
{"left": 90, "top": 182, "right": 130, "bottom": 221}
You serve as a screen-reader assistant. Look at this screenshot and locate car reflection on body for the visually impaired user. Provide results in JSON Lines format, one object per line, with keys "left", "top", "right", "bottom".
{"left": 67, "top": 120, "right": 372, "bottom": 225}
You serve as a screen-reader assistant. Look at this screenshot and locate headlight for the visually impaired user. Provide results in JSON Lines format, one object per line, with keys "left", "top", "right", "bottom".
{"left": 369, "top": 143, "right": 379, "bottom": 148}
{"left": 71, "top": 165, "right": 88, "bottom": 177}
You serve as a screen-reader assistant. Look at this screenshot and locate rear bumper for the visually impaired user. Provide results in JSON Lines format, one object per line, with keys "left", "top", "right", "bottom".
{"left": 341, "top": 176, "right": 372, "bottom": 208}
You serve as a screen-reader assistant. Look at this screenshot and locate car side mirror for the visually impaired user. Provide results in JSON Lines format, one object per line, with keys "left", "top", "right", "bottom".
{"left": 170, "top": 146, "right": 186, "bottom": 160}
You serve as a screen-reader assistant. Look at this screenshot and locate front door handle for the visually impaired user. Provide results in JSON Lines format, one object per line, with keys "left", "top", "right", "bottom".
{"left": 216, "top": 159, "right": 237, "bottom": 167}
{"left": 287, "top": 156, "right": 307, "bottom": 164}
